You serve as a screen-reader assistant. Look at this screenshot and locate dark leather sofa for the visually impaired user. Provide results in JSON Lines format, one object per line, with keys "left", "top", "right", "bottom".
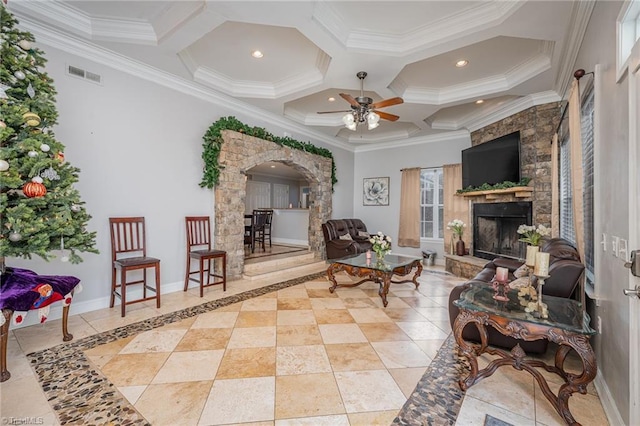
{"left": 447, "top": 237, "right": 585, "bottom": 353}
{"left": 321, "top": 219, "right": 373, "bottom": 259}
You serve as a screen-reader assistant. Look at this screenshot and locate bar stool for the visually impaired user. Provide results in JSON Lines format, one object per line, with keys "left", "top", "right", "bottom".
{"left": 109, "top": 217, "right": 161, "bottom": 317}
{"left": 185, "top": 216, "right": 226, "bottom": 297}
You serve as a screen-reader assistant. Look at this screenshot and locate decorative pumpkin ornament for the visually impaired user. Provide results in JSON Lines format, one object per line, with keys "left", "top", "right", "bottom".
{"left": 40, "top": 143, "right": 50, "bottom": 152}
{"left": 9, "top": 232, "right": 22, "bottom": 242}
{"left": 28, "top": 150, "right": 38, "bottom": 158}
{"left": 55, "top": 152, "right": 65, "bottom": 162}
{"left": 0, "top": 159, "right": 8, "bottom": 171}
{"left": 14, "top": 70, "right": 26, "bottom": 80}
{"left": 23, "top": 180, "right": 46, "bottom": 198}
{"left": 23, "top": 112, "right": 41, "bottom": 127}
{"left": 18, "top": 39, "right": 32, "bottom": 50}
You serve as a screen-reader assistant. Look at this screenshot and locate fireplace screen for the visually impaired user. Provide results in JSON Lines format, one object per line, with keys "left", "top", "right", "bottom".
{"left": 473, "top": 202, "right": 532, "bottom": 261}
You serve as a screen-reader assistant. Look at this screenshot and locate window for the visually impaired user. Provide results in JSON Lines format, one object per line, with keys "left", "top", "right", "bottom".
{"left": 559, "top": 83, "right": 595, "bottom": 286}
{"left": 617, "top": 0, "right": 640, "bottom": 77}
{"left": 420, "top": 168, "right": 443, "bottom": 239}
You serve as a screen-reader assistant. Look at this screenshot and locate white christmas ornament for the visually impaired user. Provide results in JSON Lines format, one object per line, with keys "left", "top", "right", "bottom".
{"left": 28, "top": 150, "right": 38, "bottom": 158}
{"left": 32, "top": 176, "right": 43, "bottom": 184}
{"left": 41, "top": 167, "right": 60, "bottom": 180}
{"left": 71, "top": 204, "right": 82, "bottom": 212}
{"left": 0, "top": 82, "right": 9, "bottom": 99}
{"left": 61, "top": 256, "right": 70, "bottom": 263}
{"left": 0, "top": 159, "right": 9, "bottom": 171}
{"left": 40, "top": 143, "right": 50, "bottom": 152}
{"left": 27, "top": 83, "right": 35, "bottom": 98}
{"left": 9, "top": 232, "right": 22, "bottom": 242}
{"left": 18, "top": 39, "right": 32, "bottom": 50}
{"left": 14, "top": 71, "right": 25, "bottom": 80}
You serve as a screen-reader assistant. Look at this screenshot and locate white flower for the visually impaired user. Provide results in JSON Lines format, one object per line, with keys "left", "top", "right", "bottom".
{"left": 447, "top": 219, "right": 466, "bottom": 236}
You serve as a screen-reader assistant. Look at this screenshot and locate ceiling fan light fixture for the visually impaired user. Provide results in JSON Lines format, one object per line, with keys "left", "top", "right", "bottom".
{"left": 342, "top": 113, "right": 355, "bottom": 125}
{"left": 367, "top": 121, "right": 379, "bottom": 130}
{"left": 367, "top": 112, "right": 380, "bottom": 124}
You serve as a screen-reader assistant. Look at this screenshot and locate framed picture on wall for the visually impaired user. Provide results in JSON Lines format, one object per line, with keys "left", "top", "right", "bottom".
{"left": 363, "top": 177, "right": 389, "bottom": 206}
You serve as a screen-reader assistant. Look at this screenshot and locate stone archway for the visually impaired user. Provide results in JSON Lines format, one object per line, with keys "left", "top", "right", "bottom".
{"left": 214, "top": 130, "right": 333, "bottom": 279}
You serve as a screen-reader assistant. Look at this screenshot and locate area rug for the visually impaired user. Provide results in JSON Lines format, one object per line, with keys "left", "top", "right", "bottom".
{"left": 26, "top": 271, "right": 468, "bottom": 425}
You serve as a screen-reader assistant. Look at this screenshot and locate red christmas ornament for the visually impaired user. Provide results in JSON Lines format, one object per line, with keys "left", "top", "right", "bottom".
{"left": 56, "top": 152, "right": 65, "bottom": 162}
{"left": 23, "top": 181, "right": 47, "bottom": 198}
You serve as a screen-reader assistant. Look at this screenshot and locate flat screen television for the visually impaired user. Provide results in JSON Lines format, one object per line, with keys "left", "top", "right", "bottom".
{"left": 462, "top": 131, "right": 521, "bottom": 188}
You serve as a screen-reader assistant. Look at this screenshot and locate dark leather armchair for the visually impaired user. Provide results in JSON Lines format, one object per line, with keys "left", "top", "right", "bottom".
{"left": 448, "top": 237, "right": 585, "bottom": 354}
{"left": 321, "top": 219, "right": 373, "bottom": 259}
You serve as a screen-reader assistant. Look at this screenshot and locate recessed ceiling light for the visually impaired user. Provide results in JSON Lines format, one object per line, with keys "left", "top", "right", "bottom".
{"left": 270, "top": 165, "right": 276, "bottom": 168}
{"left": 251, "top": 50, "right": 263, "bottom": 58}
{"left": 328, "top": 97, "right": 335, "bottom": 102}
{"left": 455, "top": 59, "right": 469, "bottom": 68}
{"left": 475, "top": 99, "right": 484, "bottom": 104}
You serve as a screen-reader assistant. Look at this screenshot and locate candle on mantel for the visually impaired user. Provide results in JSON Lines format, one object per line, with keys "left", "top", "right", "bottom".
{"left": 534, "top": 252, "right": 550, "bottom": 276}
{"left": 495, "top": 266, "right": 509, "bottom": 282}
{"left": 525, "top": 245, "right": 539, "bottom": 267}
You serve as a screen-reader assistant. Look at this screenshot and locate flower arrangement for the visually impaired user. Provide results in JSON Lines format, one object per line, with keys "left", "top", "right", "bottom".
{"left": 447, "top": 219, "right": 466, "bottom": 237}
{"left": 369, "top": 232, "right": 392, "bottom": 259}
{"left": 517, "top": 224, "right": 550, "bottom": 246}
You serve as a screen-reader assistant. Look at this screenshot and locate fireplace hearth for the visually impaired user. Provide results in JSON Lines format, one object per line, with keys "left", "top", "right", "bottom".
{"left": 473, "top": 202, "right": 532, "bottom": 261}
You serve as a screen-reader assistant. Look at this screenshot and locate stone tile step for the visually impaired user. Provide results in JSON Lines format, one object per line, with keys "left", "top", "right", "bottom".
{"left": 243, "top": 251, "right": 316, "bottom": 274}
{"left": 242, "top": 258, "right": 327, "bottom": 282}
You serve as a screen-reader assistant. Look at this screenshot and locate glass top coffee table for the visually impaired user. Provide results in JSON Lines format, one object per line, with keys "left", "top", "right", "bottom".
{"left": 326, "top": 253, "right": 423, "bottom": 307}
{"left": 453, "top": 284, "right": 597, "bottom": 426}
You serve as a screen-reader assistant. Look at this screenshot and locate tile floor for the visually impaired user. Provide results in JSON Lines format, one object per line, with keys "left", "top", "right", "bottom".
{"left": 0, "top": 263, "right": 609, "bottom": 425}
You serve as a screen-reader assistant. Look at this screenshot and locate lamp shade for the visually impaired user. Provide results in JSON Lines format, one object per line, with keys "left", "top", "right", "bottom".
{"left": 342, "top": 113, "right": 355, "bottom": 125}
{"left": 367, "top": 112, "right": 380, "bottom": 124}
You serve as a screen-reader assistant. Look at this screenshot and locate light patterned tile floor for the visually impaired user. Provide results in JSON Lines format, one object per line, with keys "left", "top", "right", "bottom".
{"left": 0, "top": 263, "right": 609, "bottom": 425}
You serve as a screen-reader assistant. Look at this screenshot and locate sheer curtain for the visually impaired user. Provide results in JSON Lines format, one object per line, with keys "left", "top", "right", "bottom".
{"left": 443, "top": 163, "right": 469, "bottom": 253}
{"left": 398, "top": 167, "right": 421, "bottom": 247}
{"left": 568, "top": 79, "right": 585, "bottom": 262}
{"left": 551, "top": 132, "right": 560, "bottom": 237}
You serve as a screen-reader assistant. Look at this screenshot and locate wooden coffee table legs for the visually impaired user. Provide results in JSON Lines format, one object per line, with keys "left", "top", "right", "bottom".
{"left": 327, "top": 260, "right": 422, "bottom": 307}
{"left": 0, "top": 303, "right": 74, "bottom": 383}
{"left": 453, "top": 309, "right": 597, "bottom": 426}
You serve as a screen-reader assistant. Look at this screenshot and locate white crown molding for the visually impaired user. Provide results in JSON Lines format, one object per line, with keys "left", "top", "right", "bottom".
{"left": 553, "top": 0, "right": 596, "bottom": 99}
{"left": 91, "top": 17, "right": 157, "bottom": 45}
{"left": 317, "top": 1, "right": 523, "bottom": 56}
{"left": 285, "top": 109, "right": 343, "bottom": 127}
{"left": 354, "top": 129, "right": 470, "bottom": 153}
{"left": 464, "top": 91, "right": 560, "bottom": 132}
{"left": 403, "top": 51, "right": 551, "bottom": 105}
{"left": 8, "top": 0, "right": 91, "bottom": 37}
{"left": 151, "top": 1, "right": 205, "bottom": 43}
{"left": 13, "top": 14, "right": 356, "bottom": 153}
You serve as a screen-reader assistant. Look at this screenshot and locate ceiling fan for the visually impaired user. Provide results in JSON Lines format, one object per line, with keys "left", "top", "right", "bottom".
{"left": 317, "top": 71, "right": 403, "bottom": 130}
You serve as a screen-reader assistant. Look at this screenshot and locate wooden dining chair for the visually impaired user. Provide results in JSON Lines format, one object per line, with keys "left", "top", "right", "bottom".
{"left": 249, "top": 209, "right": 269, "bottom": 253}
{"left": 109, "top": 217, "right": 161, "bottom": 317}
{"left": 258, "top": 209, "right": 274, "bottom": 247}
{"left": 185, "top": 216, "right": 226, "bottom": 297}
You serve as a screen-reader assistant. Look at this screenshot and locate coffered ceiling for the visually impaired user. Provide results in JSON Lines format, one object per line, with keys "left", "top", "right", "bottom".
{"left": 9, "top": 1, "right": 590, "bottom": 149}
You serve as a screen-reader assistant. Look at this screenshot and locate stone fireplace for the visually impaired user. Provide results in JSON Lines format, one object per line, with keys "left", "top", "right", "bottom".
{"left": 473, "top": 201, "right": 532, "bottom": 260}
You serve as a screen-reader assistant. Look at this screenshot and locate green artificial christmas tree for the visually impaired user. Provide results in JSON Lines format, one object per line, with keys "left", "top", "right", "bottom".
{"left": 0, "top": 5, "right": 97, "bottom": 270}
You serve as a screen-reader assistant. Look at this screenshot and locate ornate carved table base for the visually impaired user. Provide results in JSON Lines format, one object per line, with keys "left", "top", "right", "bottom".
{"left": 453, "top": 309, "right": 597, "bottom": 426}
{"left": 327, "top": 259, "right": 422, "bottom": 307}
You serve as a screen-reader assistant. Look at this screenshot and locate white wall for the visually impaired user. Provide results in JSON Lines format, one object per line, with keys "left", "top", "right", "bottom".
{"left": 574, "top": 2, "right": 632, "bottom": 424}
{"left": 7, "top": 40, "right": 354, "bottom": 326}
{"left": 353, "top": 135, "right": 471, "bottom": 263}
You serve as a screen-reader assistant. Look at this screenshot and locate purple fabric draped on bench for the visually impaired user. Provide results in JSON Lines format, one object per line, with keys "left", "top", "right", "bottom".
{"left": 0, "top": 267, "right": 80, "bottom": 312}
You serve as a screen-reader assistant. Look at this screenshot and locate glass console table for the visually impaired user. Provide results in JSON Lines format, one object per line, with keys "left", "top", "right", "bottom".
{"left": 326, "top": 253, "right": 422, "bottom": 307}
{"left": 453, "top": 284, "right": 597, "bottom": 426}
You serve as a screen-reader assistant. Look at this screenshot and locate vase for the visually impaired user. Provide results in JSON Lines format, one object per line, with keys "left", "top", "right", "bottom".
{"left": 374, "top": 250, "right": 388, "bottom": 263}
{"left": 450, "top": 235, "right": 455, "bottom": 255}
{"left": 455, "top": 236, "right": 466, "bottom": 256}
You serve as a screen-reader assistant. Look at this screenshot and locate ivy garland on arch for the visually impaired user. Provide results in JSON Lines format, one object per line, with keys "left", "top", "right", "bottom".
{"left": 200, "top": 116, "right": 337, "bottom": 190}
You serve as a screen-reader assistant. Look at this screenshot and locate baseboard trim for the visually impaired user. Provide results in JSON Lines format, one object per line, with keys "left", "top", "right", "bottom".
{"left": 594, "top": 370, "right": 625, "bottom": 426}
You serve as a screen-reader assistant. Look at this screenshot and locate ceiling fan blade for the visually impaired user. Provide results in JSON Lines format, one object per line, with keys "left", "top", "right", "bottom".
{"left": 317, "top": 110, "right": 351, "bottom": 114}
{"left": 374, "top": 110, "right": 400, "bottom": 121}
{"left": 371, "top": 97, "right": 403, "bottom": 109}
{"left": 339, "top": 93, "right": 359, "bottom": 107}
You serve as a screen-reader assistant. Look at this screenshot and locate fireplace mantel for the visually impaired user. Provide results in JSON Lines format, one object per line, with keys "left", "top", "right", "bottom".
{"left": 455, "top": 186, "right": 533, "bottom": 201}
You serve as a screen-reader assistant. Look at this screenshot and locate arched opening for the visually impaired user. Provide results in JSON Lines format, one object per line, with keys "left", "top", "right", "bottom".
{"left": 214, "top": 130, "right": 333, "bottom": 279}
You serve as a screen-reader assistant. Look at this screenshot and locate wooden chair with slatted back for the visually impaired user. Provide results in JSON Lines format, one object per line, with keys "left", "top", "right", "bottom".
{"left": 249, "top": 209, "right": 270, "bottom": 253}
{"left": 258, "top": 209, "right": 274, "bottom": 247}
{"left": 109, "top": 217, "right": 161, "bottom": 317}
{"left": 185, "top": 216, "right": 227, "bottom": 297}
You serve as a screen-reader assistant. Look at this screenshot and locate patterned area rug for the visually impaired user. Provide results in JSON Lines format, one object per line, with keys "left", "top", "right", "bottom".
{"left": 26, "top": 271, "right": 468, "bottom": 425}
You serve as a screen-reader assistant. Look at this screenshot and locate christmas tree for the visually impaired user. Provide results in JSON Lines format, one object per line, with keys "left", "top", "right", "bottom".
{"left": 0, "top": 5, "right": 98, "bottom": 269}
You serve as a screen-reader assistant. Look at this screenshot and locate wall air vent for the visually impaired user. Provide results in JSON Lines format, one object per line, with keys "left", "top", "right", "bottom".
{"left": 66, "top": 65, "right": 102, "bottom": 85}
